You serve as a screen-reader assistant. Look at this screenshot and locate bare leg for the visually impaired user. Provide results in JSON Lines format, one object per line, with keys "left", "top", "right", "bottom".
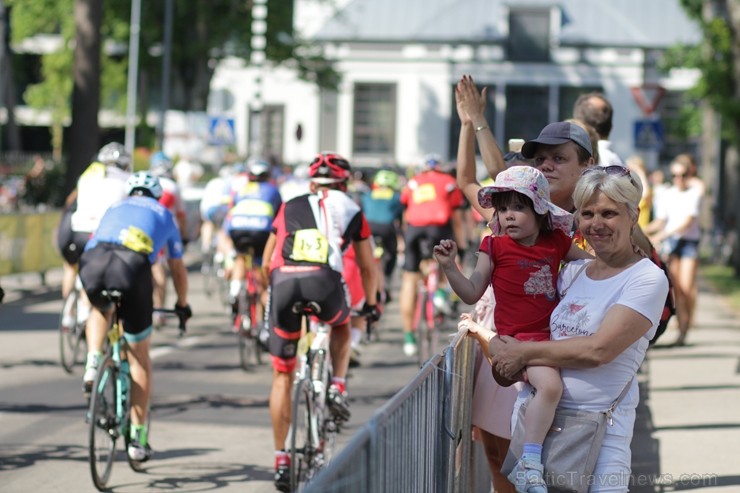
{"left": 128, "top": 337, "right": 152, "bottom": 426}
{"left": 476, "top": 427, "right": 517, "bottom": 493}
{"left": 269, "top": 369, "right": 293, "bottom": 450}
{"left": 521, "top": 366, "right": 562, "bottom": 446}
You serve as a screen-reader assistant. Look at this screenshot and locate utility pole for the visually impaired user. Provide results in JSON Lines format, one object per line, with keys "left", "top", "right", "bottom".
{"left": 249, "top": 0, "right": 267, "bottom": 158}
{"left": 124, "top": 0, "right": 142, "bottom": 154}
{"left": 0, "top": 0, "right": 6, "bottom": 154}
{"left": 156, "top": 0, "right": 173, "bottom": 151}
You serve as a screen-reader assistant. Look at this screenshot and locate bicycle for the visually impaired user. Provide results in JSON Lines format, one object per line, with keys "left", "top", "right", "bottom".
{"left": 412, "top": 239, "right": 445, "bottom": 366}
{"left": 59, "top": 276, "right": 88, "bottom": 373}
{"left": 87, "top": 290, "right": 186, "bottom": 491}
{"left": 201, "top": 239, "right": 230, "bottom": 306}
{"left": 287, "top": 301, "right": 340, "bottom": 492}
{"left": 234, "top": 248, "right": 265, "bottom": 371}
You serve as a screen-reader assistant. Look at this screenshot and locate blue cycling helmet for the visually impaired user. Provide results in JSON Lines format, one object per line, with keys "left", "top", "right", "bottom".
{"left": 150, "top": 151, "right": 173, "bottom": 177}
{"left": 423, "top": 153, "right": 443, "bottom": 169}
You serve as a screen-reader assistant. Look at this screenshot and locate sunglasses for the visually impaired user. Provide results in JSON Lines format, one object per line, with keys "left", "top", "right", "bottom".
{"left": 580, "top": 165, "right": 632, "bottom": 178}
{"left": 672, "top": 173, "right": 688, "bottom": 178}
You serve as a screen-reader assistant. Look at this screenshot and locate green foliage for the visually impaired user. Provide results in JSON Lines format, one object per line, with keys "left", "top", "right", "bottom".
{"left": 661, "top": 0, "right": 740, "bottom": 144}
{"left": 701, "top": 264, "right": 740, "bottom": 311}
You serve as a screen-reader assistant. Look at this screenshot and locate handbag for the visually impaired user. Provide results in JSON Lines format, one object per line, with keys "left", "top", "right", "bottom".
{"left": 501, "top": 379, "right": 633, "bottom": 493}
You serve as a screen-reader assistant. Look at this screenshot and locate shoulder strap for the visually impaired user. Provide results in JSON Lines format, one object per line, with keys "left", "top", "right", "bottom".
{"left": 605, "top": 376, "right": 635, "bottom": 424}
{"left": 559, "top": 261, "right": 589, "bottom": 298}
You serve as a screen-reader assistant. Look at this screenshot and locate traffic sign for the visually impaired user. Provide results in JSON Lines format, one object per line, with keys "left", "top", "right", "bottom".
{"left": 633, "top": 120, "right": 664, "bottom": 151}
{"left": 209, "top": 116, "right": 236, "bottom": 146}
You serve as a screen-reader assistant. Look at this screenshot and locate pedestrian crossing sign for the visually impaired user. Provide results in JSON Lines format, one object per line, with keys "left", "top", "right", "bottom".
{"left": 209, "top": 116, "right": 236, "bottom": 146}
{"left": 633, "top": 120, "right": 664, "bottom": 151}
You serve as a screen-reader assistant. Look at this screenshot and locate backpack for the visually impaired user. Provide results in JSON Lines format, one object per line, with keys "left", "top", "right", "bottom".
{"left": 648, "top": 246, "right": 676, "bottom": 345}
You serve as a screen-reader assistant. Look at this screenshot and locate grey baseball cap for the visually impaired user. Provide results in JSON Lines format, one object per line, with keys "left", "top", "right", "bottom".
{"left": 521, "top": 121, "right": 593, "bottom": 159}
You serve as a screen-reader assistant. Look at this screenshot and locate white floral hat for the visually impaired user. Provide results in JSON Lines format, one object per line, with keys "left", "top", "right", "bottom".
{"left": 477, "top": 166, "right": 573, "bottom": 234}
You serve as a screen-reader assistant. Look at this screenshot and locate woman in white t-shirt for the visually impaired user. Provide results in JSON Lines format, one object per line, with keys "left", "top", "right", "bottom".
{"left": 484, "top": 167, "right": 669, "bottom": 493}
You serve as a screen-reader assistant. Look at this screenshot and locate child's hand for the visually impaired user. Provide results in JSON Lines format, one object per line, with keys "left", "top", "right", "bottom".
{"left": 433, "top": 239, "right": 458, "bottom": 268}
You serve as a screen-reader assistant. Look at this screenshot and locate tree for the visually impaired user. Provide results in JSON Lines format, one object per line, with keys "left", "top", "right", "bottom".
{"left": 67, "top": 0, "right": 102, "bottom": 195}
{"left": 663, "top": 0, "right": 740, "bottom": 274}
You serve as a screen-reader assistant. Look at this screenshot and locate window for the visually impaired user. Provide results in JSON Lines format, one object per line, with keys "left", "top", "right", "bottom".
{"left": 249, "top": 104, "right": 284, "bottom": 162}
{"left": 448, "top": 83, "right": 497, "bottom": 161}
{"left": 353, "top": 83, "right": 396, "bottom": 156}
{"left": 508, "top": 10, "right": 550, "bottom": 62}
{"left": 504, "top": 86, "right": 549, "bottom": 142}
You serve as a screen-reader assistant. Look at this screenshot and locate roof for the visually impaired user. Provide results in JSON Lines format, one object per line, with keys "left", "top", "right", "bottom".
{"left": 314, "top": 0, "right": 701, "bottom": 48}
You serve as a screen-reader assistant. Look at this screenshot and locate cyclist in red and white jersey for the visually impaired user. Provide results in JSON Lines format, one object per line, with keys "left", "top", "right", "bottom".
{"left": 261, "top": 152, "right": 381, "bottom": 492}
{"left": 399, "top": 154, "right": 466, "bottom": 356}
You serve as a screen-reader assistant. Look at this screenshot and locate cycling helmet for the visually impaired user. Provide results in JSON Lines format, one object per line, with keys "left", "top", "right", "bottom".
{"left": 126, "top": 171, "right": 163, "bottom": 199}
{"left": 232, "top": 162, "right": 247, "bottom": 175}
{"left": 423, "top": 153, "right": 443, "bottom": 169}
{"left": 97, "top": 142, "right": 131, "bottom": 171}
{"left": 149, "top": 151, "right": 173, "bottom": 177}
{"left": 373, "top": 169, "right": 401, "bottom": 190}
{"left": 308, "top": 152, "right": 351, "bottom": 184}
{"left": 247, "top": 158, "right": 271, "bottom": 180}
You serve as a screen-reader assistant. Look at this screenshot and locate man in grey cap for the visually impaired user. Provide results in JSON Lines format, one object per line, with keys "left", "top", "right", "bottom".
{"left": 520, "top": 121, "right": 596, "bottom": 213}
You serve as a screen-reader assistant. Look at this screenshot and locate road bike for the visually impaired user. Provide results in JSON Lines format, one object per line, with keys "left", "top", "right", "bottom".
{"left": 412, "top": 239, "right": 447, "bottom": 366}
{"left": 87, "top": 290, "right": 186, "bottom": 491}
{"left": 234, "top": 248, "right": 265, "bottom": 371}
{"left": 288, "top": 301, "right": 340, "bottom": 492}
{"left": 201, "top": 238, "right": 229, "bottom": 306}
{"left": 59, "top": 276, "right": 88, "bottom": 373}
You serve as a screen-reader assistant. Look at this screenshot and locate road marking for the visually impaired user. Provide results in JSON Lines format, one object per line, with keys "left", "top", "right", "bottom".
{"left": 150, "top": 334, "right": 209, "bottom": 359}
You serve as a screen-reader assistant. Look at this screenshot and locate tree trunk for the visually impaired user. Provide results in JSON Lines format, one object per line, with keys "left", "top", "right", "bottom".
{"left": 724, "top": 0, "right": 740, "bottom": 275}
{"left": 67, "top": 0, "right": 102, "bottom": 195}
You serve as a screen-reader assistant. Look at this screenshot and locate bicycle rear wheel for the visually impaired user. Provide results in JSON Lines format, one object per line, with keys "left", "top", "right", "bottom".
{"left": 88, "top": 354, "right": 118, "bottom": 491}
{"left": 290, "top": 375, "right": 314, "bottom": 492}
{"left": 60, "top": 290, "right": 86, "bottom": 373}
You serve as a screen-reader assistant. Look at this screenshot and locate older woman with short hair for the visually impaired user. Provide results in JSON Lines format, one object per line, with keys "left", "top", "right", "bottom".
{"left": 484, "top": 166, "right": 669, "bottom": 493}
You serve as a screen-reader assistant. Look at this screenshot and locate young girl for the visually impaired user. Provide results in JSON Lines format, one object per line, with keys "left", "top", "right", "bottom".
{"left": 434, "top": 166, "right": 591, "bottom": 493}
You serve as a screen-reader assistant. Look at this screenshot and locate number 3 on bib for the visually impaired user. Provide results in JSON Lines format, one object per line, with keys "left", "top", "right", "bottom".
{"left": 291, "top": 229, "right": 329, "bottom": 263}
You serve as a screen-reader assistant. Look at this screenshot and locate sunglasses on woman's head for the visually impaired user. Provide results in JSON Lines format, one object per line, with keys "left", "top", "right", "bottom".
{"left": 580, "top": 165, "right": 631, "bottom": 178}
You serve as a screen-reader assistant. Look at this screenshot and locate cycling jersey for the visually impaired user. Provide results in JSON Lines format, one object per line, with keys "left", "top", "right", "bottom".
{"left": 361, "top": 186, "right": 403, "bottom": 225}
{"left": 158, "top": 175, "right": 186, "bottom": 222}
{"left": 268, "top": 189, "right": 371, "bottom": 273}
{"left": 85, "top": 195, "right": 184, "bottom": 264}
{"left": 400, "top": 170, "right": 463, "bottom": 226}
{"left": 224, "top": 181, "right": 282, "bottom": 233}
{"left": 70, "top": 163, "right": 130, "bottom": 233}
{"left": 199, "top": 176, "right": 231, "bottom": 222}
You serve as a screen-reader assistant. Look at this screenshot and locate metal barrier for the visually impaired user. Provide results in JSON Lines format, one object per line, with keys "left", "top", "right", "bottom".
{"left": 303, "top": 329, "right": 492, "bottom": 493}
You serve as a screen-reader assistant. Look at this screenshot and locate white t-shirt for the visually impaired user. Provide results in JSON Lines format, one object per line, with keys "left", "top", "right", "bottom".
{"left": 597, "top": 140, "right": 624, "bottom": 167}
{"left": 71, "top": 164, "right": 130, "bottom": 233}
{"left": 515, "top": 258, "right": 668, "bottom": 437}
{"left": 655, "top": 186, "right": 702, "bottom": 241}
{"left": 199, "top": 176, "right": 230, "bottom": 216}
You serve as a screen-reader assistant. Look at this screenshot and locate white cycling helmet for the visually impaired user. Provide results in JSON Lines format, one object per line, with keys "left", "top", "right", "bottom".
{"left": 248, "top": 158, "right": 271, "bottom": 180}
{"left": 126, "top": 171, "right": 163, "bottom": 199}
{"left": 97, "top": 142, "right": 131, "bottom": 171}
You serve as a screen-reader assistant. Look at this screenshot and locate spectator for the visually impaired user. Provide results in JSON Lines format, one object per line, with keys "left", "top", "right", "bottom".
{"left": 573, "top": 92, "right": 624, "bottom": 166}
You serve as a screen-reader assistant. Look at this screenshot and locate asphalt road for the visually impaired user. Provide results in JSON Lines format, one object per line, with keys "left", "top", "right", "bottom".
{"left": 0, "top": 260, "right": 422, "bottom": 492}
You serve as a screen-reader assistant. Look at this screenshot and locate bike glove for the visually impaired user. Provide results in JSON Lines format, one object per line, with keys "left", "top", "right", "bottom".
{"left": 174, "top": 302, "right": 193, "bottom": 321}
{"left": 361, "top": 302, "right": 382, "bottom": 322}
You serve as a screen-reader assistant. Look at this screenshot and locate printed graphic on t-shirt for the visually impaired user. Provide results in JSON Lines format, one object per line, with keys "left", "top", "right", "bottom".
{"left": 523, "top": 264, "right": 557, "bottom": 301}
{"left": 550, "top": 299, "right": 592, "bottom": 338}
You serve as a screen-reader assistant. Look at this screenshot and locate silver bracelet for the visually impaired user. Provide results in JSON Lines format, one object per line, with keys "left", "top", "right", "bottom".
{"left": 475, "top": 125, "right": 488, "bottom": 133}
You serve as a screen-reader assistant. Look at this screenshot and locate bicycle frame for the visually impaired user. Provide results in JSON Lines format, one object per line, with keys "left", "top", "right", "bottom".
{"left": 289, "top": 302, "right": 337, "bottom": 491}
{"left": 235, "top": 249, "right": 263, "bottom": 371}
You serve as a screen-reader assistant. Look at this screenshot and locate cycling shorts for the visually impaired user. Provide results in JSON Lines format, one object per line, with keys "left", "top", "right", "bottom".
{"left": 229, "top": 229, "right": 270, "bottom": 265}
{"left": 403, "top": 223, "right": 453, "bottom": 272}
{"left": 266, "top": 266, "right": 351, "bottom": 373}
{"left": 79, "top": 242, "right": 154, "bottom": 335}
{"left": 60, "top": 229, "right": 91, "bottom": 265}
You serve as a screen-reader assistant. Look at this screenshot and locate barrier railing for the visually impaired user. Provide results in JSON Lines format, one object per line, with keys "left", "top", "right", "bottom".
{"left": 303, "top": 329, "right": 492, "bottom": 493}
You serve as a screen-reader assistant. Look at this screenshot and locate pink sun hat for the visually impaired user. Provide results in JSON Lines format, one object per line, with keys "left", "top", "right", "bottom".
{"left": 477, "top": 166, "right": 573, "bottom": 234}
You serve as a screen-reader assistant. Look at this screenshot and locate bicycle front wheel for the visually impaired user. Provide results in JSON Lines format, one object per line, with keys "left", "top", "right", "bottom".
{"left": 88, "top": 354, "right": 118, "bottom": 491}
{"left": 60, "top": 290, "right": 85, "bottom": 373}
{"left": 290, "top": 375, "right": 314, "bottom": 492}
{"left": 237, "top": 295, "right": 258, "bottom": 371}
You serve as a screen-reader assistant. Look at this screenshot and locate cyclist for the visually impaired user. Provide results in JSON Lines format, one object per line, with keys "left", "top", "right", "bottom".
{"left": 223, "top": 159, "right": 282, "bottom": 330}
{"left": 62, "top": 143, "right": 131, "bottom": 336}
{"left": 149, "top": 151, "right": 188, "bottom": 327}
{"left": 78, "top": 171, "right": 191, "bottom": 462}
{"left": 399, "top": 154, "right": 466, "bottom": 356}
{"left": 261, "top": 152, "right": 380, "bottom": 491}
{"left": 361, "top": 168, "right": 404, "bottom": 298}
{"left": 198, "top": 164, "right": 233, "bottom": 258}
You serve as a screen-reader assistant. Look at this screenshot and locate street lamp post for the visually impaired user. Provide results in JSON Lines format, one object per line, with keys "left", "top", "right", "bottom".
{"left": 124, "top": 0, "right": 142, "bottom": 155}
{"left": 156, "top": 0, "right": 173, "bottom": 151}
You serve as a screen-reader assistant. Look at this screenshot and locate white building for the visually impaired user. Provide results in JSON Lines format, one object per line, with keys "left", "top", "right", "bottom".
{"left": 209, "top": 0, "right": 702, "bottom": 169}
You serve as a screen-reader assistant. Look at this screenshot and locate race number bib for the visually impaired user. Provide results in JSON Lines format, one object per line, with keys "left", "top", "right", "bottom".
{"left": 371, "top": 188, "right": 394, "bottom": 200}
{"left": 119, "top": 226, "right": 154, "bottom": 254}
{"left": 291, "top": 228, "right": 329, "bottom": 263}
{"left": 412, "top": 183, "right": 437, "bottom": 204}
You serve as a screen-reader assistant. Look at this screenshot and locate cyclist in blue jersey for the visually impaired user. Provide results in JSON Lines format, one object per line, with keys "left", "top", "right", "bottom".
{"left": 224, "top": 159, "right": 282, "bottom": 324}
{"left": 361, "top": 169, "right": 404, "bottom": 297}
{"left": 78, "top": 171, "right": 192, "bottom": 462}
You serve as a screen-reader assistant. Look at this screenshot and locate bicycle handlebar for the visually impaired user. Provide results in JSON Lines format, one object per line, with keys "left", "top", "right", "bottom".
{"left": 153, "top": 307, "right": 188, "bottom": 336}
